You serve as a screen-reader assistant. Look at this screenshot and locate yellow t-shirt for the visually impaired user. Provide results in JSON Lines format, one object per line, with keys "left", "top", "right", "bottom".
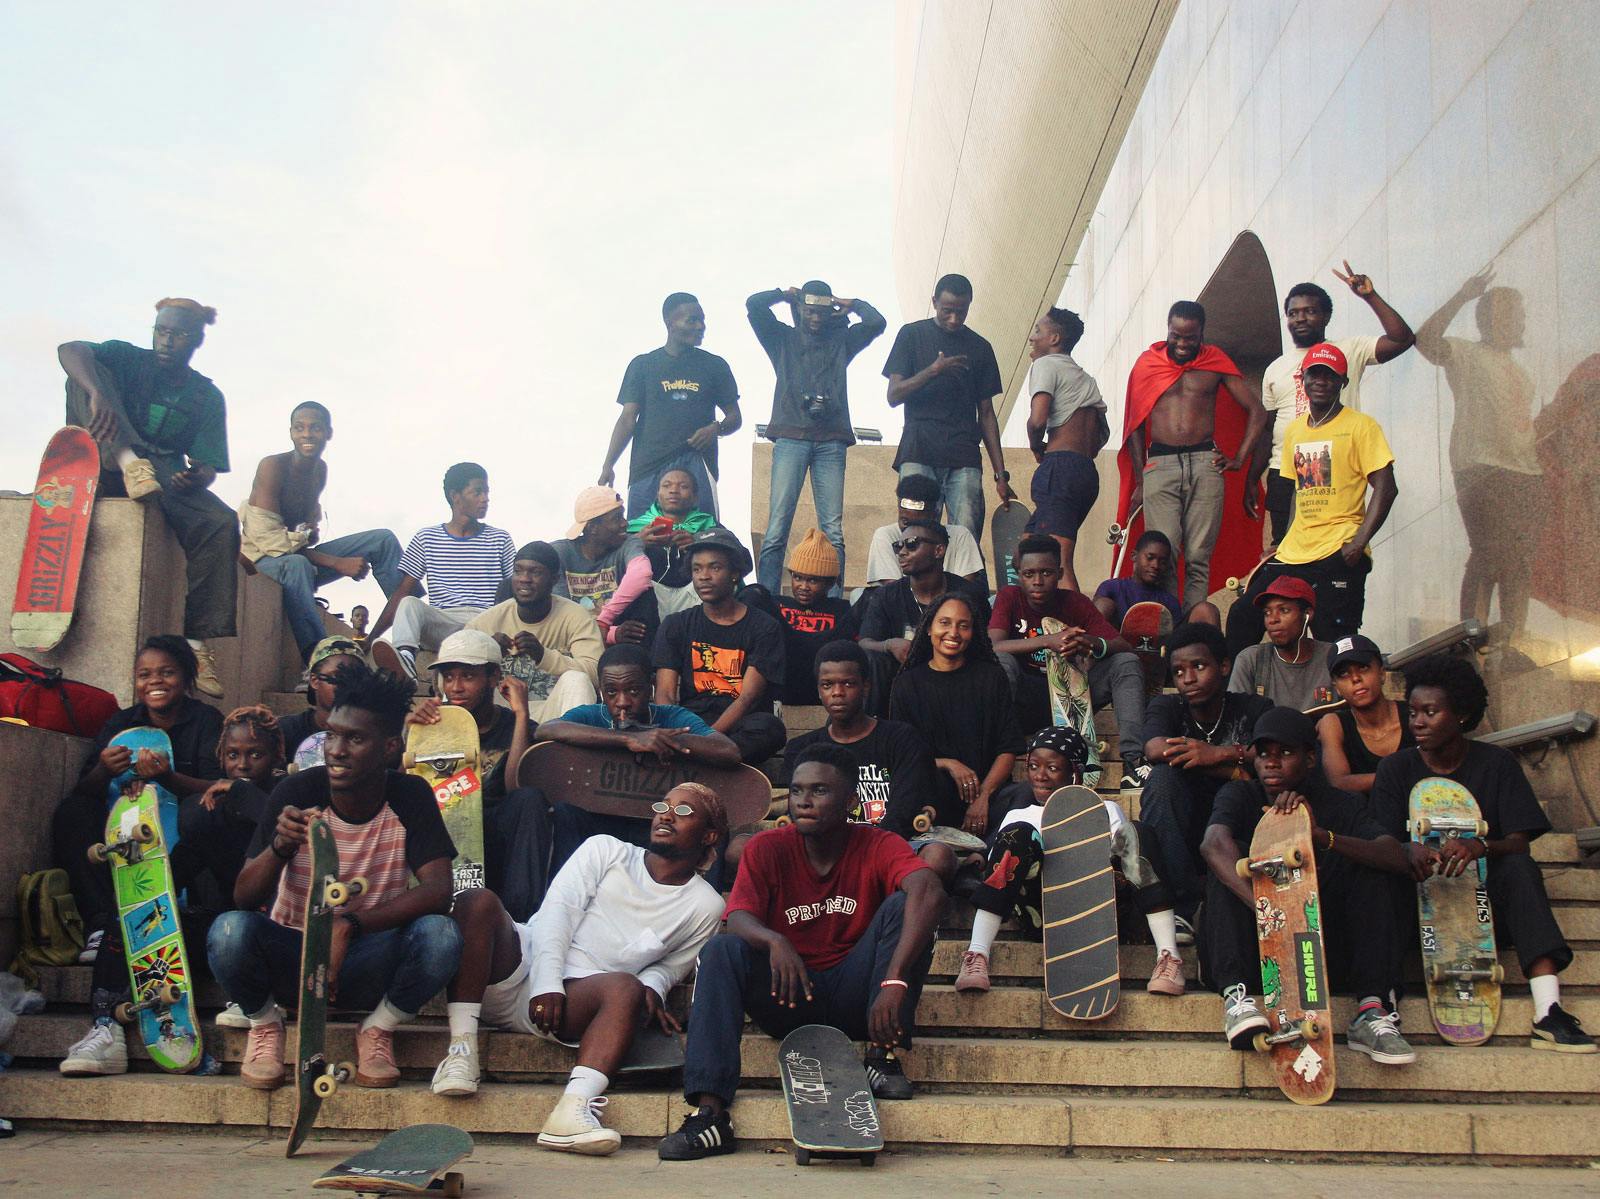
{"left": 1276, "top": 407, "right": 1394, "bottom": 565}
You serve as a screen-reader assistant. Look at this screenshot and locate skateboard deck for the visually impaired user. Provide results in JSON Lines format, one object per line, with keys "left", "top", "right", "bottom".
{"left": 91, "top": 784, "right": 202, "bottom": 1072}
{"left": 990, "top": 501, "right": 1032, "bottom": 593}
{"left": 403, "top": 706, "right": 485, "bottom": 895}
{"left": 290, "top": 729, "right": 328, "bottom": 773}
{"left": 313, "top": 1123, "right": 472, "bottom": 1195}
{"left": 1040, "top": 618, "right": 1102, "bottom": 787}
{"left": 553, "top": 1022, "right": 684, "bottom": 1075}
{"left": 1120, "top": 600, "right": 1174, "bottom": 695}
{"left": 11, "top": 426, "right": 99, "bottom": 651}
{"left": 778, "top": 1024, "right": 883, "bottom": 1166}
{"left": 515, "top": 742, "right": 772, "bottom": 830}
{"left": 1040, "top": 785, "right": 1120, "bottom": 1020}
{"left": 1238, "top": 806, "right": 1335, "bottom": 1105}
{"left": 1409, "top": 777, "right": 1501, "bottom": 1045}
{"left": 1107, "top": 503, "right": 1141, "bottom": 579}
{"left": 287, "top": 815, "right": 365, "bottom": 1156}
{"left": 107, "top": 727, "right": 182, "bottom": 856}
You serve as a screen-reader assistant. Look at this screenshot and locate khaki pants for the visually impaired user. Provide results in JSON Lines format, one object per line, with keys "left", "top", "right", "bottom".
{"left": 1142, "top": 450, "right": 1225, "bottom": 609}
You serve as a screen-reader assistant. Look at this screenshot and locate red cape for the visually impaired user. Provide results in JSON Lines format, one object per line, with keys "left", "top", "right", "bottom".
{"left": 1114, "top": 341, "right": 1264, "bottom": 592}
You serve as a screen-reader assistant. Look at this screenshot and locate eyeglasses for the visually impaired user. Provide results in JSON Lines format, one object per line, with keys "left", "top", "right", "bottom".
{"left": 892, "top": 536, "right": 929, "bottom": 554}
{"left": 651, "top": 801, "right": 695, "bottom": 817}
{"left": 309, "top": 672, "right": 340, "bottom": 686}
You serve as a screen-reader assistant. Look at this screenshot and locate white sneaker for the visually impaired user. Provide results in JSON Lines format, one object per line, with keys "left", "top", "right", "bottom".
{"left": 77, "top": 929, "right": 103, "bottom": 964}
{"left": 430, "top": 1039, "right": 480, "bottom": 1097}
{"left": 538, "top": 1093, "right": 622, "bottom": 1155}
{"left": 60, "top": 1020, "right": 128, "bottom": 1076}
{"left": 215, "top": 1002, "right": 253, "bottom": 1029}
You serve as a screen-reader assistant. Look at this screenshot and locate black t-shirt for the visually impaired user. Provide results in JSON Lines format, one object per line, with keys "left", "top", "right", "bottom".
{"left": 1208, "top": 776, "right": 1390, "bottom": 862}
{"left": 1370, "top": 742, "right": 1551, "bottom": 843}
{"left": 1333, "top": 702, "right": 1416, "bottom": 776}
{"left": 785, "top": 718, "right": 942, "bottom": 837}
{"left": 618, "top": 345, "right": 738, "bottom": 479}
{"left": 87, "top": 697, "right": 224, "bottom": 783}
{"left": 889, "top": 660, "right": 1024, "bottom": 818}
{"left": 653, "top": 604, "right": 786, "bottom": 720}
{"left": 86, "top": 340, "right": 230, "bottom": 472}
{"left": 247, "top": 768, "right": 456, "bottom": 871}
{"left": 1144, "top": 691, "right": 1274, "bottom": 747}
{"left": 770, "top": 596, "right": 857, "bottom": 706}
{"left": 475, "top": 706, "right": 520, "bottom": 802}
{"left": 881, "top": 318, "right": 1003, "bottom": 470}
{"left": 858, "top": 573, "right": 992, "bottom": 643}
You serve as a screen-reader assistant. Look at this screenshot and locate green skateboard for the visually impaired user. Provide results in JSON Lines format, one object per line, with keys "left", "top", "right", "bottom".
{"left": 404, "top": 706, "right": 485, "bottom": 894}
{"left": 313, "top": 1124, "right": 472, "bottom": 1195}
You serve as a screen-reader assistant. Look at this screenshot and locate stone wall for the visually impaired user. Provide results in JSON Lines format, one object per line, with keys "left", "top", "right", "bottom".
{"left": 0, "top": 723, "right": 93, "bottom": 967}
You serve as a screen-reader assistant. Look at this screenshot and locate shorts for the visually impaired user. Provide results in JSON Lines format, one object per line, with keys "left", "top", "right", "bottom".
{"left": 1027, "top": 451, "right": 1100, "bottom": 539}
{"left": 481, "top": 919, "right": 545, "bottom": 1036}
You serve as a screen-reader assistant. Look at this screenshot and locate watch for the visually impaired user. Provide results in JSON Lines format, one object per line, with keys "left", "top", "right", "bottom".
{"left": 994, "top": 470, "right": 1011, "bottom": 481}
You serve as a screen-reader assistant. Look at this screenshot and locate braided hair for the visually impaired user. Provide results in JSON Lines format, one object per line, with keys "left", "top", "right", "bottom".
{"left": 216, "top": 704, "right": 286, "bottom": 769}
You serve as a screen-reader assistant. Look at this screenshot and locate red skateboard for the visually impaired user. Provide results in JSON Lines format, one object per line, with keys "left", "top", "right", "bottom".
{"left": 11, "top": 427, "right": 99, "bottom": 651}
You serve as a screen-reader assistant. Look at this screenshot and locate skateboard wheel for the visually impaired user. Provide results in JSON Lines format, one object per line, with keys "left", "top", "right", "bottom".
{"left": 326, "top": 881, "right": 349, "bottom": 907}
{"left": 1234, "top": 857, "right": 1254, "bottom": 880}
{"left": 912, "top": 813, "right": 932, "bottom": 834}
{"left": 114, "top": 1002, "right": 135, "bottom": 1024}
{"left": 347, "top": 876, "right": 368, "bottom": 896}
{"left": 335, "top": 1060, "right": 354, "bottom": 1082}
{"left": 442, "top": 1173, "right": 465, "bottom": 1197}
{"left": 313, "top": 1074, "right": 338, "bottom": 1099}
{"left": 401, "top": 751, "right": 417, "bottom": 769}
{"left": 1225, "top": 576, "right": 1241, "bottom": 591}
{"left": 1429, "top": 962, "right": 1445, "bottom": 983}
{"left": 775, "top": 815, "right": 791, "bottom": 826}
{"left": 1476, "top": 819, "right": 1489, "bottom": 837}
{"left": 88, "top": 842, "right": 109, "bottom": 864}
{"left": 1251, "top": 1031, "right": 1270, "bottom": 1053}
{"left": 158, "top": 983, "right": 184, "bottom": 1006}
{"left": 1414, "top": 817, "right": 1432, "bottom": 837}
{"left": 1299, "top": 1018, "right": 1320, "bottom": 1040}
{"left": 1490, "top": 964, "right": 1505, "bottom": 983}
{"left": 1283, "top": 846, "right": 1303, "bottom": 868}
{"left": 132, "top": 821, "right": 156, "bottom": 844}
{"left": 795, "top": 1148, "right": 812, "bottom": 1166}
{"left": 859, "top": 1155, "right": 877, "bottom": 1167}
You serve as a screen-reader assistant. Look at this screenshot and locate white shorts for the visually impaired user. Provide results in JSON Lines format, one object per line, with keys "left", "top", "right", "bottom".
{"left": 481, "top": 920, "right": 548, "bottom": 1037}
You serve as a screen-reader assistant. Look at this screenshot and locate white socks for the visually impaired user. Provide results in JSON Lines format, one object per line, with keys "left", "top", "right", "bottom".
{"left": 447, "top": 1002, "right": 481, "bottom": 1046}
{"left": 115, "top": 448, "right": 138, "bottom": 468}
{"left": 565, "top": 1064, "right": 608, "bottom": 1101}
{"left": 361, "top": 998, "right": 410, "bottom": 1033}
{"left": 1530, "top": 973, "right": 1560, "bottom": 1020}
{"left": 967, "top": 910, "right": 1002, "bottom": 959}
{"left": 247, "top": 1001, "right": 281, "bottom": 1028}
{"left": 1145, "top": 909, "right": 1179, "bottom": 958}
{"left": 187, "top": 638, "right": 207, "bottom": 653}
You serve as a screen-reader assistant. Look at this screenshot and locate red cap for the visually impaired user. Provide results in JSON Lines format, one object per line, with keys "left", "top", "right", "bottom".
{"left": 1254, "top": 575, "right": 1317, "bottom": 609}
{"left": 1301, "top": 342, "right": 1348, "bottom": 378}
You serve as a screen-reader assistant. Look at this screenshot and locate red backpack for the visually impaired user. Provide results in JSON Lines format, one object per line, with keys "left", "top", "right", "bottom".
{"left": 0, "top": 652, "right": 120, "bottom": 738}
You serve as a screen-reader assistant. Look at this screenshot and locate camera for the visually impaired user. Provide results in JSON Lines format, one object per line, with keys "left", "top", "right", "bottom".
{"left": 802, "top": 392, "right": 833, "bottom": 420}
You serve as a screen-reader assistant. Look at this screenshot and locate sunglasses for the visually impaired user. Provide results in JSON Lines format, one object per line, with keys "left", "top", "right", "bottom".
{"left": 651, "top": 801, "right": 695, "bottom": 817}
{"left": 892, "top": 536, "right": 929, "bottom": 554}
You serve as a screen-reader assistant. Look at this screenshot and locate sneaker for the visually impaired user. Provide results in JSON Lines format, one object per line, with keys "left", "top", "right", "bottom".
{"left": 1173, "top": 914, "right": 1195, "bottom": 946}
{"left": 1120, "top": 757, "right": 1152, "bottom": 790}
{"left": 430, "top": 1039, "right": 480, "bottom": 1097}
{"left": 77, "top": 929, "right": 103, "bottom": 964}
{"left": 657, "top": 1106, "right": 736, "bottom": 1161}
{"left": 538, "top": 1093, "right": 622, "bottom": 1155}
{"left": 954, "top": 950, "right": 991, "bottom": 994}
{"left": 215, "top": 1002, "right": 251, "bottom": 1030}
{"left": 1531, "top": 1003, "right": 1599, "bottom": 1053}
{"left": 121, "top": 458, "right": 162, "bottom": 500}
{"left": 864, "top": 1048, "right": 914, "bottom": 1100}
{"left": 59, "top": 1020, "right": 127, "bottom": 1076}
{"left": 240, "top": 1020, "right": 286, "bottom": 1089}
{"left": 354, "top": 1024, "right": 400, "bottom": 1088}
{"left": 192, "top": 643, "right": 223, "bottom": 698}
{"left": 1346, "top": 1006, "right": 1416, "bottom": 1065}
{"left": 1147, "top": 949, "right": 1186, "bottom": 996}
{"left": 1222, "top": 984, "right": 1268, "bottom": 1049}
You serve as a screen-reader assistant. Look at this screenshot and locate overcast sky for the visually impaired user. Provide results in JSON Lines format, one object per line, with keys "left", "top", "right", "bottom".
{"left": 0, "top": 1, "right": 910, "bottom": 617}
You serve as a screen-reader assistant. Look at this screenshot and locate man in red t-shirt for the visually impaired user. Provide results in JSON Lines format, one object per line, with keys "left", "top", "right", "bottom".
{"left": 990, "top": 534, "right": 1150, "bottom": 788}
{"left": 657, "top": 743, "right": 945, "bottom": 1162}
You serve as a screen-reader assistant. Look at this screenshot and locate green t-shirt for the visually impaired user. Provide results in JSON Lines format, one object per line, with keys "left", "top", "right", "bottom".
{"left": 92, "top": 340, "right": 230, "bottom": 471}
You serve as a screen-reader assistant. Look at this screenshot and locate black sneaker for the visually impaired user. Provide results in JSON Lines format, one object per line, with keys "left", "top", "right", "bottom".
{"left": 657, "top": 1106, "right": 737, "bottom": 1160}
{"left": 864, "top": 1049, "right": 914, "bottom": 1100}
{"left": 1531, "top": 1003, "right": 1598, "bottom": 1053}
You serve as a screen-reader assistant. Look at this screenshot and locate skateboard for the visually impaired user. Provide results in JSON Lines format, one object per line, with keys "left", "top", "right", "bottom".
{"left": 1107, "top": 503, "right": 1141, "bottom": 579}
{"left": 313, "top": 1124, "right": 472, "bottom": 1196}
{"left": 11, "top": 426, "right": 99, "bottom": 651}
{"left": 515, "top": 742, "right": 772, "bottom": 830}
{"left": 290, "top": 729, "right": 328, "bottom": 773}
{"left": 990, "top": 500, "right": 1032, "bottom": 593}
{"left": 778, "top": 1024, "right": 883, "bottom": 1166}
{"left": 1040, "top": 785, "right": 1119, "bottom": 1020}
{"left": 107, "top": 727, "right": 182, "bottom": 858}
{"left": 1409, "top": 777, "right": 1501, "bottom": 1045}
{"left": 1224, "top": 549, "right": 1276, "bottom": 598}
{"left": 287, "top": 815, "right": 367, "bottom": 1156}
{"left": 1120, "top": 600, "right": 1174, "bottom": 695}
{"left": 553, "top": 1022, "right": 684, "bottom": 1075}
{"left": 89, "top": 784, "right": 202, "bottom": 1072}
{"left": 1039, "top": 617, "right": 1103, "bottom": 787}
{"left": 403, "top": 706, "right": 485, "bottom": 895}
{"left": 1236, "top": 806, "right": 1335, "bottom": 1105}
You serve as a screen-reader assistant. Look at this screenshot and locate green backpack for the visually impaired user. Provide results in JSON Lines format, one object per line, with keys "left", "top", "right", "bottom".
{"left": 10, "top": 868, "right": 85, "bottom": 985}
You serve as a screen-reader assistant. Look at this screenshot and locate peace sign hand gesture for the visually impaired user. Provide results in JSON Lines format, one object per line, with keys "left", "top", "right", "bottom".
{"left": 1332, "top": 259, "right": 1374, "bottom": 297}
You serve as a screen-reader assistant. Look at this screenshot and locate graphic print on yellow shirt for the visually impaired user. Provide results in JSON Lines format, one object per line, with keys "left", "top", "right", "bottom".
{"left": 1276, "top": 408, "right": 1394, "bottom": 566}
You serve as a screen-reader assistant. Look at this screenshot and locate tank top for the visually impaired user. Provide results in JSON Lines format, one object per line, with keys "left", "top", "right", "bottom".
{"left": 1335, "top": 701, "right": 1415, "bottom": 775}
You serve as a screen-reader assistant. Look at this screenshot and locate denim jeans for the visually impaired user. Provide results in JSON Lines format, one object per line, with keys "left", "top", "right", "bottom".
{"left": 757, "top": 438, "right": 846, "bottom": 593}
{"left": 626, "top": 450, "right": 718, "bottom": 522}
{"left": 896, "top": 463, "right": 985, "bottom": 547}
{"left": 254, "top": 529, "right": 403, "bottom": 656}
{"left": 206, "top": 909, "right": 462, "bottom": 1016}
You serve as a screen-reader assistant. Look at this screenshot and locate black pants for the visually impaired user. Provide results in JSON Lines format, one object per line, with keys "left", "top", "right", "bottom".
{"left": 1134, "top": 764, "right": 1225, "bottom": 918}
{"left": 482, "top": 786, "right": 555, "bottom": 922}
{"left": 1388, "top": 852, "right": 1573, "bottom": 976}
{"left": 718, "top": 710, "right": 787, "bottom": 766}
{"left": 1265, "top": 474, "right": 1296, "bottom": 545}
{"left": 1224, "top": 554, "right": 1371, "bottom": 663}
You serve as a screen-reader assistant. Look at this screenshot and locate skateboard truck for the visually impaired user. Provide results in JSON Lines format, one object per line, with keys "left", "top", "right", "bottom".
{"left": 114, "top": 983, "right": 185, "bottom": 1024}
{"left": 306, "top": 1057, "right": 356, "bottom": 1100}
{"left": 405, "top": 750, "right": 466, "bottom": 772}
{"left": 1235, "top": 846, "right": 1303, "bottom": 882}
{"left": 1429, "top": 962, "right": 1505, "bottom": 983}
{"left": 1409, "top": 816, "right": 1489, "bottom": 838}
{"left": 1252, "top": 1018, "right": 1320, "bottom": 1053}
{"left": 317, "top": 874, "right": 369, "bottom": 913}
{"left": 87, "top": 821, "right": 157, "bottom": 864}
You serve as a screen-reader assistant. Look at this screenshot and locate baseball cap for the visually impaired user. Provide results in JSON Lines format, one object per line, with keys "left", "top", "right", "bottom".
{"left": 800, "top": 280, "right": 835, "bottom": 307}
{"left": 1328, "top": 633, "right": 1383, "bottom": 675}
{"left": 307, "top": 635, "right": 363, "bottom": 672}
{"left": 1250, "top": 706, "right": 1319, "bottom": 750}
{"left": 1301, "top": 342, "right": 1348, "bottom": 378}
{"left": 686, "top": 527, "right": 753, "bottom": 577}
{"left": 566, "top": 486, "right": 624, "bottom": 539}
{"left": 431, "top": 629, "right": 502, "bottom": 671}
{"left": 1254, "top": 575, "right": 1317, "bottom": 609}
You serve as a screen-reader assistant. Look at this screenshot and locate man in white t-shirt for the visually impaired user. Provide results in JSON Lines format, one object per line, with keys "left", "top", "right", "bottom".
{"left": 864, "top": 472, "right": 986, "bottom": 585}
{"left": 429, "top": 784, "right": 727, "bottom": 1157}
{"left": 1250, "top": 263, "right": 1413, "bottom": 544}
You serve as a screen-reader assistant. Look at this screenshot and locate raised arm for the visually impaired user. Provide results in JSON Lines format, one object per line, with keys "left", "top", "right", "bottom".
{"left": 1331, "top": 261, "right": 1415, "bottom": 362}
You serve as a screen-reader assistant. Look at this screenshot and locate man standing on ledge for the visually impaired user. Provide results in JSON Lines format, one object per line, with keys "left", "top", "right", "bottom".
{"left": 883, "top": 273, "right": 1015, "bottom": 546}
{"left": 1118, "top": 300, "right": 1267, "bottom": 610}
{"left": 59, "top": 298, "right": 239, "bottom": 696}
{"left": 600, "top": 292, "right": 741, "bottom": 520}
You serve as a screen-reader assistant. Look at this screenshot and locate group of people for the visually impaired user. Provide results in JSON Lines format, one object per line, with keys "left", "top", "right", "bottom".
{"left": 37, "top": 273, "right": 1591, "bottom": 1164}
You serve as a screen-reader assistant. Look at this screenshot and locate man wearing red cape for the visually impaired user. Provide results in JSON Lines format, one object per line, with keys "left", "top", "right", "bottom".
{"left": 1113, "top": 301, "right": 1268, "bottom": 609}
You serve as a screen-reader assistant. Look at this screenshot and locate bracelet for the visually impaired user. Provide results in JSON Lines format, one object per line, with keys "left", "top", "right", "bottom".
{"left": 1092, "top": 637, "right": 1107, "bottom": 660}
{"left": 994, "top": 470, "right": 1010, "bottom": 482}
{"left": 341, "top": 912, "right": 363, "bottom": 936}
{"left": 880, "top": 979, "right": 908, "bottom": 990}
{"left": 271, "top": 838, "right": 295, "bottom": 861}
{"left": 1325, "top": 829, "right": 1335, "bottom": 852}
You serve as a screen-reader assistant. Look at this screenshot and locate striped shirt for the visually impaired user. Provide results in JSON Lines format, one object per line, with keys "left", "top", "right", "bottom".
{"left": 398, "top": 524, "right": 515, "bottom": 611}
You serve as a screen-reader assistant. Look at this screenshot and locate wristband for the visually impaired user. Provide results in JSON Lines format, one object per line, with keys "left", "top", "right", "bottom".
{"left": 1092, "top": 637, "right": 1107, "bottom": 660}
{"left": 271, "top": 837, "right": 296, "bottom": 861}
{"left": 994, "top": 470, "right": 1010, "bottom": 482}
{"left": 880, "top": 979, "right": 908, "bottom": 990}
{"left": 341, "top": 912, "right": 363, "bottom": 936}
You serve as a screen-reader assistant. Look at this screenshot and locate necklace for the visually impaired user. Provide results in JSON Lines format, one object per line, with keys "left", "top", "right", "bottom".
{"left": 1189, "top": 700, "right": 1227, "bottom": 741}
{"left": 1306, "top": 403, "right": 1340, "bottom": 429}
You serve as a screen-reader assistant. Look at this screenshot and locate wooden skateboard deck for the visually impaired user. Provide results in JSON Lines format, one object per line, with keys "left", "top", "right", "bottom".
{"left": 287, "top": 815, "right": 363, "bottom": 1156}
{"left": 778, "top": 1024, "right": 883, "bottom": 1166}
{"left": 1040, "top": 618, "right": 1102, "bottom": 787}
{"left": 990, "top": 501, "right": 1032, "bottom": 593}
{"left": 403, "top": 707, "right": 485, "bottom": 895}
{"left": 313, "top": 1123, "right": 472, "bottom": 1195}
{"left": 1040, "top": 785, "right": 1120, "bottom": 1020}
{"left": 290, "top": 729, "right": 328, "bottom": 773}
{"left": 1238, "top": 806, "right": 1335, "bottom": 1105}
{"left": 1120, "top": 600, "right": 1174, "bottom": 695}
{"left": 1107, "top": 503, "right": 1141, "bottom": 579}
{"left": 1409, "top": 777, "right": 1500, "bottom": 1045}
{"left": 11, "top": 426, "right": 99, "bottom": 651}
{"left": 92, "top": 784, "right": 202, "bottom": 1072}
{"left": 515, "top": 742, "right": 772, "bottom": 830}
{"left": 552, "top": 1022, "right": 684, "bottom": 1075}
{"left": 107, "top": 727, "right": 182, "bottom": 856}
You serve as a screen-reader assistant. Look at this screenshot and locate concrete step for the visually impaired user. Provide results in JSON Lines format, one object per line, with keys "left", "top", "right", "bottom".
{"left": 1, "top": 1070, "right": 1595, "bottom": 1161}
